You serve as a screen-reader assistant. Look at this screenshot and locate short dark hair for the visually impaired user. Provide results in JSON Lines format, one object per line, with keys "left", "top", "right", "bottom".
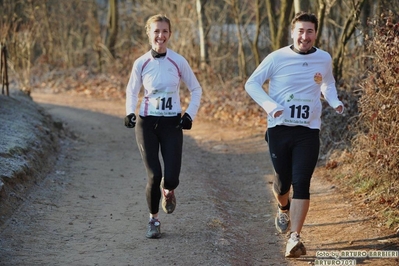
{"left": 291, "top": 11, "right": 318, "bottom": 32}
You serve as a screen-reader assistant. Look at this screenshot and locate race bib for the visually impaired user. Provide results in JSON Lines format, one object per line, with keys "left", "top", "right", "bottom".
{"left": 282, "top": 93, "right": 317, "bottom": 126}
{"left": 145, "top": 87, "right": 179, "bottom": 116}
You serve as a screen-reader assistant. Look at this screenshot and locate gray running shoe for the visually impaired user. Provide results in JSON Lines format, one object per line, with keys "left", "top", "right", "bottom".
{"left": 285, "top": 232, "right": 306, "bottom": 258}
{"left": 146, "top": 218, "right": 161, "bottom": 239}
{"left": 275, "top": 208, "right": 290, "bottom": 233}
{"left": 162, "top": 189, "right": 176, "bottom": 214}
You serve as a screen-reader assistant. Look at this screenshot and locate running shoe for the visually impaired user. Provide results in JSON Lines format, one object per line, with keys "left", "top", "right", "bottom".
{"left": 285, "top": 232, "right": 306, "bottom": 258}
{"left": 162, "top": 189, "right": 176, "bottom": 214}
{"left": 146, "top": 218, "right": 161, "bottom": 239}
{"left": 275, "top": 208, "right": 290, "bottom": 233}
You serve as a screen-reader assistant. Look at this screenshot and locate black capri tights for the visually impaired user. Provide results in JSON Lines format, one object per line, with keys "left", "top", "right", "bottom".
{"left": 135, "top": 115, "right": 183, "bottom": 214}
{"left": 266, "top": 126, "right": 320, "bottom": 200}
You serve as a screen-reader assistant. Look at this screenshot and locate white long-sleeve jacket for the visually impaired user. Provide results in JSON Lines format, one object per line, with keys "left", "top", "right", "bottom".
{"left": 126, "top": 49, "right": 202, "bottom": 120}
{"left": 245, "top": 46, "right": 343, "bottom": 129}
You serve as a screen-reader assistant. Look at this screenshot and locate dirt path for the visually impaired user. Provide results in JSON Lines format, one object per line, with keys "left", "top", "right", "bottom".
{"left": 0, "top": 91, "right": 398, "bottom": 266}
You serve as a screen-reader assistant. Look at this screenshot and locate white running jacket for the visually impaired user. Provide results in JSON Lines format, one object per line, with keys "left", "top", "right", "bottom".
{"left": 126, "top": 49, "right": 202, "bottom": 120}
{"left": 245, "top": 46, "right": 343, "bottom": 129}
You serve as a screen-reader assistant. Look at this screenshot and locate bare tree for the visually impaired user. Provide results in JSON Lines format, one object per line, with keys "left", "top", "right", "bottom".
{"left": 106, "top": 0, "right": 118, "bottom": 58}
{"left": 266, "top": 0, "right": 294, "bottom": 50}
{"left": 315, "top": 0, "right": 327, "bottom": 47}
{"left": 332, "top": 0, "right": 366, "bottom": 81}
{"left": 196, "top": 0, "right": 209, "bottom": 71}
{"left": 226, "top": 0, "right": 247, "bottom": 79}
{"left": 247, "top": 0, "right": 262, "bottom": 67}
{"left": 294, "top": 0, "right": 311, "bottom": 13}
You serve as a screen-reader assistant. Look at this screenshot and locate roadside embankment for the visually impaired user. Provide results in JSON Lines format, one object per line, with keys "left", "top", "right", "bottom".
{"left": 0, "top": 89, "right": 64, "bottom": 226}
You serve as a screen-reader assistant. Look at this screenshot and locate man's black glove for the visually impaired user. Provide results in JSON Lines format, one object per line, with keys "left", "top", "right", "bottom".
{"left": 176, "top": 113, "right": 192, "bottom": 130}
{"left": 124, "top": 113, "right": 136, "bottom": 128}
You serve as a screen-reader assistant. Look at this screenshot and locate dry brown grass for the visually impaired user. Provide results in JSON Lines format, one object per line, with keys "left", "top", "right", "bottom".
{"left": 324, "top": 12, "right": 399, "bottom": 229}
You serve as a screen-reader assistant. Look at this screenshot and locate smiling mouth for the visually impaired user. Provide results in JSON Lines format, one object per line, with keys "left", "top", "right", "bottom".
{"left": 299, "top": 40, "right": 310, "bottom": 45}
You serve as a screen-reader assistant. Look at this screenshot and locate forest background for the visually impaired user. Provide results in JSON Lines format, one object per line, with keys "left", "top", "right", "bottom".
{"left": 1, "top": 0, "right": 398, "bottom": 230}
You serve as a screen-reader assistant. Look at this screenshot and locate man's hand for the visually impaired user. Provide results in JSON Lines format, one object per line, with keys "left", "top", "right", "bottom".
{"left": 274, "top": 110, "right": 283, "bottom": 118}
{"left": 176, "top": 113, "right": 192, "bottom": 130}
{"left": 124, "top": 113, "right": 136, "bottom": 128}
{"left": 335, "top": 105, "right": 344, "bottom": 114}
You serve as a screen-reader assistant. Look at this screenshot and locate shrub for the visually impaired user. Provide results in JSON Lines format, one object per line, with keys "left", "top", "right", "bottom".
{"left": 353, "top": 11, "right": 399, "bottom": 181}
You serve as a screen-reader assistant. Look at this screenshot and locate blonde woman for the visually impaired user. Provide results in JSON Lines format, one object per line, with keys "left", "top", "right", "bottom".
{"left": 125, "top": 14, "right": 202, "bottom": 239}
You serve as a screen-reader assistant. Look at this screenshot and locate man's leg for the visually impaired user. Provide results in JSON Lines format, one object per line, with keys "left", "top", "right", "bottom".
{"left": 266, "top": 126, "right": 293, "bottom": 234}
{"left": 285, "top": 127, "right": 319, "bottom": 257}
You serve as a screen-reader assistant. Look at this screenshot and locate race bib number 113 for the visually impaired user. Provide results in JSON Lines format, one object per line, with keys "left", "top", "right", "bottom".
{"left": 283, "top": 93, "right": 315, "bottom": 126}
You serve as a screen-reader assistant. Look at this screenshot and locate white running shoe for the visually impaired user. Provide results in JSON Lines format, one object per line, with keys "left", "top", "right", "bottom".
{"left": 285, "top": 232, "right": 306, "bottom": 258}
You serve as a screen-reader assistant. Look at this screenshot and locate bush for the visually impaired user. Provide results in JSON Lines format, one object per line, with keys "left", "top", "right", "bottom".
{"left": 353, "top": 12, "right": 399, "bottom": 181}
{"left": 332, "top": 11, "right": 399, "bottom": 228}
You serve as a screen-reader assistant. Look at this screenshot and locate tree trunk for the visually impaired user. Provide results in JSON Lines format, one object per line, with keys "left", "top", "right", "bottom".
{"left": 251, "top": 0, "right": 261, "bottom": 67}
{"left": 294, "top": 0, "right": 310, "bottom": 13}
{"left": 315, "top": 0, "right": 327, "bottom": 48}
{"left": 266, "top": 0, "right": 294, "bottom": 50}
{"left": 230, "top": 0, "right": 247, "bottom": 79}
{"left": 196, "top": 0, "right": 209, "bottom": 71}
{"left": 106, "top": 0, "right": 118, "bottom": 58}
{"left": 266, "top": 0, "right": 277, "bottom": 49}
{"left": 332, "top": 0, "right": 366, "bottom": 81}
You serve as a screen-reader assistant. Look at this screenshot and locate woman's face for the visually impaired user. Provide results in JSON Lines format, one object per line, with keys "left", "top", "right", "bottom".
{"left": 291, "top": 21, "right": 316, "bottom": 53}
{"left": 147, "top": 21, "right": 171, "bottom": 53}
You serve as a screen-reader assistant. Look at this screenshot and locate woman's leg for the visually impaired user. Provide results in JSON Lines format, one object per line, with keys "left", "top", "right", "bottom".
{"left": 159, "top": 115, "right": 183, "bottom": 191}
{"left": 135, "top": 116, "right": 163, "bottom": 215}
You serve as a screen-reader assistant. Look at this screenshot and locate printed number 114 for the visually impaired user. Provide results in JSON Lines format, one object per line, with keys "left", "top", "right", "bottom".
{"left": 156, "top": 97, "right": 173, "bottom": 110}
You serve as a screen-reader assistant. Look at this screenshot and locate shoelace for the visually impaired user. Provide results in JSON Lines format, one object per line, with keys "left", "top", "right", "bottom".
{"left": 278, "top": 212, "right": 290, "bottom": 225}
{"left": 290, "top": 232, "right": 300, "bottom": 241}
{"left": 149, "top": 219, "right": 160, "bottom": 228}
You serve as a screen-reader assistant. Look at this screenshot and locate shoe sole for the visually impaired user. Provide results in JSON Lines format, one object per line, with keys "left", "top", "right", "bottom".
{"left": 162, "top": 201, "right": 175, "bottom": 214}
{"left": 146, "top": 233, "right": 161, "bottom": 239}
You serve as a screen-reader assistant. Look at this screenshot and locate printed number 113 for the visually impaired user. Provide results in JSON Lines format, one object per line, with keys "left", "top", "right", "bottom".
{"left": 289, "top": 104, "right": 310, "bottom": 119}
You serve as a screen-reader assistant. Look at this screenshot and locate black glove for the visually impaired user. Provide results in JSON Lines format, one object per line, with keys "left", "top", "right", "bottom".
{"left": 124, "top": 113, "right": 136, "bottom": 128}
{"left": 176, "top": 113, "right": 192, "bottom": 130}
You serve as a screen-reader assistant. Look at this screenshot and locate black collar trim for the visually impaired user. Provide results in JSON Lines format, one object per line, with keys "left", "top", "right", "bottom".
{"left": 290, "top": 45, "right": 317, "bottom": 55}
{"left": 151, "top": 49, "right": 167, "bottom": 58}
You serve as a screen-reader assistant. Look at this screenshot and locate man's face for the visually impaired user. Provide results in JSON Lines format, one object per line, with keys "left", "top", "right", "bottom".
{"left": 291, "top": 21, "right": 317, "bottom": 53}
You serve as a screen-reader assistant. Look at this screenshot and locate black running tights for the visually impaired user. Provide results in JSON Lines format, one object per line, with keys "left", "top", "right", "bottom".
{"left": 135, "top": 115, "right": 183, "bottom": 214}
{"left": 265, "top": 125, "right": 320, "bottom": 200}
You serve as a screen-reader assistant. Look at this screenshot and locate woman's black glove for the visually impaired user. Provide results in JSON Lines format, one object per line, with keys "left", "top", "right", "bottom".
{"left": 176, "top": 113, "right": 192, "bottom": 130}
{"left": 124, "top": 113, "right": 136, "bottom": 128}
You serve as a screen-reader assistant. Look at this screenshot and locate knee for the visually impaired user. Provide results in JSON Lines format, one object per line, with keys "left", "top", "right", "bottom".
{"left": 292, "top": 181, "right": 311, "bottom": 199}
{"left": 162, "top": 178, "right": 179, "bottom": 191}
{"left": 273, "top": 179, "right": 290, "bottom": 196}
{"left": 292, "top": 190, "right": 310, "bottom": 199}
